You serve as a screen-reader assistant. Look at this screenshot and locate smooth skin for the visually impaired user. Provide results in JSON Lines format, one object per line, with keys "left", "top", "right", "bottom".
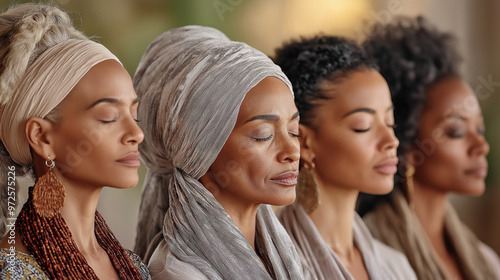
{"left": 407, "top": 76, "right": 489, "bottom": 280}
{"left": 300, "top": 69, "right": 399, "bottom": 280}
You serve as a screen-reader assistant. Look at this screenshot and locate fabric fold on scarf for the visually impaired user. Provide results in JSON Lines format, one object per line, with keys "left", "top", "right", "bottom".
{"left": 363, "top": 189, "right": 498, "bottom": 280}
{"left": 278, "top": 202, "right": 416, "bottom": 280}
{"left": 133, "top": 25, "right": 303, "bottom": 279}
{"left": 0, "top": 39, "right": 120, "bottom": 166}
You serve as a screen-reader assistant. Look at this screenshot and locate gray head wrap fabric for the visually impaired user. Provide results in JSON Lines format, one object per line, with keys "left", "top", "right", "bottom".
{"left": 133, "top": 25, "right": 304, "bottom": 279}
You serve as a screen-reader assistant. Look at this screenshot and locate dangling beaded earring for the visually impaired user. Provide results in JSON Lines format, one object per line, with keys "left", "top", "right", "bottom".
{"left": 297, "top": 161, "right": 320, "bottom": 213}
{"left": 32, "top": 156, "right": 66, "bottom": 218}
{"left": 405, "top": 164, "right": 415, "bottom": 210}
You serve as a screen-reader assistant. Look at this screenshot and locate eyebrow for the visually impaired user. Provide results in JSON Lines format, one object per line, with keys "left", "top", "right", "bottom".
{"left": 244, "top": 114, "right": 279, "bottom": 123}
{"left": 86, "top": 97, "right": 139, "bottom": 110}
{"left": 341, "top": 104, "right": 394, "bottom": 119}
{"left": 244, "top": 111, "right": 300, "bottom": 124}
{"left": 442, "top": 114, "right": 467, "bottom": 121}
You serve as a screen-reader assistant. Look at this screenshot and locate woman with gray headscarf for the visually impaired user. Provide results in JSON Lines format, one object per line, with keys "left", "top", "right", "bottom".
{"left": 133, "top": 25, "right": 305, "bottom": 279}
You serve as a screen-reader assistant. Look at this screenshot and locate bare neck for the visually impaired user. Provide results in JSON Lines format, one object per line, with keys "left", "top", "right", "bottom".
{"left": 412, "top": 181, "right": 448, "bottom": 242}
{"left": 56, "top": 174, "right": 103, "bottom": 255}
{"left": 308, "top": 183, "right": 359, "bottom": 259}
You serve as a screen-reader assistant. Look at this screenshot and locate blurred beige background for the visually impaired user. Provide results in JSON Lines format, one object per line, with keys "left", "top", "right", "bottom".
{"left": 2, "top": 0, "right": 499, "bottom": 254}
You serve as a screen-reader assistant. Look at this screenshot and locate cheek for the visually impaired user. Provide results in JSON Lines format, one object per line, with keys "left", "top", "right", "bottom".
{"left": 413, "top": 142, "right": 465, "bottom": 185}
{"left": 53, "top": 122, "right": 117, "bottom": 170}
{"left": 415, "top": 140, "right": 464, "bottom": 169}
{"left": 315, "top": 133, "right": 372, "bottom": 168}
{"left": 314, "top": 133, "right": 371, "bottom": 184}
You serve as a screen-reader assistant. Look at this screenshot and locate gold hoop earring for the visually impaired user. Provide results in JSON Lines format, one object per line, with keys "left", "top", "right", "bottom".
{"left": 33, "top": 156, "right": 66, "bottom": 218}
{"left": 297, "top": 161, "right": 320, "bottom": 213}
{"left": 405, "top": 164, "right": 415, "bottom": 210}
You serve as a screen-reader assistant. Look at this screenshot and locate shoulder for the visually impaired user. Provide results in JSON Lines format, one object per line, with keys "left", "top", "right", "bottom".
{"left": 0, "top": 248, "right": 49, "bottom": 280}
{"left": 125, "top": 249, "right": 151, "bottom": 280}
{"left": 148, "top": 240, "right": 209, "bottom": 280}
{"left": 478, "top": 241, "right": 500, "bottom": 278}
{"left": 373, "top": 240, "right": 417, "bottom": 280}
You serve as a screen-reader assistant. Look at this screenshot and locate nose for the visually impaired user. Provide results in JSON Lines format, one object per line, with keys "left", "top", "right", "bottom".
{"left": 470, "top": 132, "right": 489, "bottom": 157}
{"left": 123, "top": 116, "right": 144, "bottom": 145}
{"left": 278, "top": 133, "right": 300, "bottom": 163}
{"left": 380, "top": 125, "right": 399, "bottom": 153}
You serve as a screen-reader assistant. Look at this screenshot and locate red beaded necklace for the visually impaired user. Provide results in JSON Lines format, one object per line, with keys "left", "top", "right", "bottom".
{"left": 16, "top": 188, "right": 144, "bottom": 279}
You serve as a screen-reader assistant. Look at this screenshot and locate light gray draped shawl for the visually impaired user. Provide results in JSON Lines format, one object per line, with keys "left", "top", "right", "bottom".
{"left": 133, "top": 25, "right": 304, "bottom": 280}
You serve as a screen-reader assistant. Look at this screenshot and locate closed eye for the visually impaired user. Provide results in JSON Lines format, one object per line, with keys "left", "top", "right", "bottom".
{"left": 354, "top": 128, "right": 370, "bottom": 133}
{"left": 100, "top": 119, "right": 116, "bottom": 124}
{"left": 254, "top": 135, "right": 273, "bottom": 142}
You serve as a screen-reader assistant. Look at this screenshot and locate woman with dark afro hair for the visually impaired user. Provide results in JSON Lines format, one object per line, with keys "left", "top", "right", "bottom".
{"left": 274, "top": 35, "right": 416, "bottom": 279}
{"left": 359, "top": 16, "right": 500, "bottom": 279}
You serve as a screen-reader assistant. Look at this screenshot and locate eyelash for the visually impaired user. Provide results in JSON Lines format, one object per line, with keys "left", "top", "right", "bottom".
{"left": 100, "top": 118, "right": 141, "bottom": 124}
{"left": 254, "top": 132, "right": 301, "bottom": 142}
{"left": 255, "top": 135, "right": 273, "bottom": 142}
{"left": 354, "top": 123, "right": 396, "bottom": 133}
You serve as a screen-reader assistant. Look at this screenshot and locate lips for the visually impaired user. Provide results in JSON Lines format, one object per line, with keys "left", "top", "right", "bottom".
{"left": 465, "top": 165, "right": 488, "bottom": 178}
{"left": 270, "top": 171, "right": 299, "bottom": 186}
{"left": 116, "top": 151, "right": 141, "bottom": 167}
{"left": 374, "top": 157, "right": 399, "bottom": 175}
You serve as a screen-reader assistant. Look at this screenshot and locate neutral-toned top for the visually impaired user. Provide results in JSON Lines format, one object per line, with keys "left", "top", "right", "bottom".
{"left": 278, "top": 202, "right": 417, "bottom": 280}
{"left": 364, "top": 189, "right": 500, "bottom": 280}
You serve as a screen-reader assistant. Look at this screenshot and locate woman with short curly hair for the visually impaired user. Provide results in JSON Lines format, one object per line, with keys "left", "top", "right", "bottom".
{"left": 359, "top": 16, "right": 500, "bottom": 279}
{"left": 274, "top": 35, "right": 416, "bottom": 279}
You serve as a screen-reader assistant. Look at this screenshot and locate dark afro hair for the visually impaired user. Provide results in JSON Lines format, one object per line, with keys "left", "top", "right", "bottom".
{"left": 273, "top": 35, "right": 378, "bottom": 128}
{"left": 363, "top": 15, "right": 461, "bottom": 161}
{"left": 357, "top": 16, "right": 462, "bottom": 216}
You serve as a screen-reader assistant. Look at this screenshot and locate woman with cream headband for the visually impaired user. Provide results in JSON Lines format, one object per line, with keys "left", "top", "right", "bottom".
{"left": 133, "top": 25, "right": 304, "bottom": 279}
{"left": 0, "top": 4, "right": 148, "bottom": 279}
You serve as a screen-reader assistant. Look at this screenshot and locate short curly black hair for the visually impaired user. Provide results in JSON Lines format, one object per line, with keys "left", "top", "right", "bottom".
{"left": 357, "top": 16, "right": 462, "bottom": 216}
{"left": 273, "top": 35, "right": 378, "bottom": 128}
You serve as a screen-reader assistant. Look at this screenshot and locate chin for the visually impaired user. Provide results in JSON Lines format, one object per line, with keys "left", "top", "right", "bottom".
{"left": 361, "top": 179, "right": 394, "bottom": 195}
{"left": 265, "top": 193, "right": 296, "bottom": 206}
{"left": 458, "top": 184, "right": 486, "bottom": 197}
{"left": 110, "top": 177, "right": 139, "bottom": 189}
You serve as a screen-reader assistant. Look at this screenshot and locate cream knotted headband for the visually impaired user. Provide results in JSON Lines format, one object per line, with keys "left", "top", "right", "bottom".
{"left": 0, "top": 39, "right": 120, "bottom": 166}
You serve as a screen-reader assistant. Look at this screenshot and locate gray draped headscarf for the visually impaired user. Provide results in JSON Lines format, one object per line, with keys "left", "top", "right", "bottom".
{"left": 133, "top": 25, "right": 304, "bottom": 279}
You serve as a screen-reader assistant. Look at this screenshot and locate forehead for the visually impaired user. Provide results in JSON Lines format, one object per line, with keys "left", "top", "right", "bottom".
{"left": 317, "top": 69, "right": 391, "bottom": 116}
{"left": 423, "top": 77, "right": 480, "bottom": 117}
{"left": 236, "top": 77, "right": 295, "bottom": 123}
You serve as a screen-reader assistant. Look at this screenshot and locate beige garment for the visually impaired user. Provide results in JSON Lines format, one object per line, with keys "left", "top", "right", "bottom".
{"left": 148, "top": 240, "right": 209, "bottom": 280}
{"left": 278, "top": 202, "right": 417, "bottom": 280}
{"left": 364, "top": 189, "right": 499, "bottom": 280}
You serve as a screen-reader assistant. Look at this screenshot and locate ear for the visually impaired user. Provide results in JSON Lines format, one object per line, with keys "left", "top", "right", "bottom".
{"left": 299, "top": 124, "right": 316, "bottom": 164}
{"left": 25, "top": 117, "right": 56, "bottom": 160}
